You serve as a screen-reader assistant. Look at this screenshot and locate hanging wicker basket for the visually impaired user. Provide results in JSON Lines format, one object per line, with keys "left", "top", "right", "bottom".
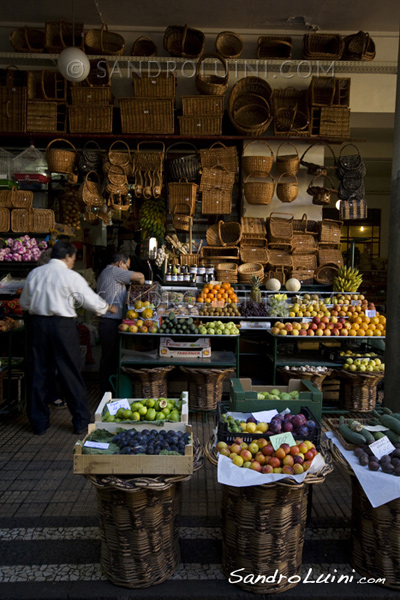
{"left": 85, "top": 24, "right": 125, "bottom": 55}
{"left": 275, "top": 143, "right": 299, "bottom": 176}
{"left": 218, "top": 220, "right": 242, "bottom": 246}
{"left": 241, "top": 141, "right": 274, "bottom": 176}
{"left": 46, "top": 138, "right": 77, "bottom": 174}
{"left": 195, "top": 53, "right": 229, "bottom": 96}
{"left": 268, "top": 212, "right": 294, "bottom": 244}
{"left": 45, "top": 20, "right": 84, "bottom": 53}
{"left": 307, "top": 174, "right": 337, "bottom": 206}
{"left": 215, "top": 31, "right": 243, "bottom": 58}
{"left": 300, "top": 142, "right": 337, "bottom": 176}
{"left": 257, "top": 36, "right": 292, "bottom": 59}
{"left": 166, "top": 142, "right": 200, "bottom": 182}
{"left": 276, "top": 173, "right": 298, "bottom": 203}
{"left": 243, "top": 172, "right": 275, "bottom": 206}
{"left": 303, "top": 33, "right": 344, "bottom": 60}
{"left": 78, "top": 171, "right": 104, "bottom": 207}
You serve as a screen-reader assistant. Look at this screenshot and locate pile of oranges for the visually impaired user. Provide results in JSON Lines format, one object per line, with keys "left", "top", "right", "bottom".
{"left": 197, "top": 282, "right": 239, "bottom": 304}
{"left": 347, "top": 315, "right": 386, "bottom": 337}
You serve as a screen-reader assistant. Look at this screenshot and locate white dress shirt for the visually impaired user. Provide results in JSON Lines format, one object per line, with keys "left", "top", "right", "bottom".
{"left": 20, "top": 259, "right": 109, "bottom": 318}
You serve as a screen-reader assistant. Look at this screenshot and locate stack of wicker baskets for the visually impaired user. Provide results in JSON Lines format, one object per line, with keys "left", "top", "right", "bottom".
{"left": 290, "top": 214, "right": 318, "bottom": 284}
{"left": 179, "top": 94, "right": 224, "bottom": 136}
{"left": 199, "top": 143, "right": 238, "bottom": 215}
{"left": 120, "top": 72, "right": 175, "bottom": 134}
{"left": 317, "top": 218, "right": 344, "bottom": 269}
{"left": 0, "top": 68, "right": 27, "bottom": 133}
{"left": 69, "top": 78, "right": 114, "bottom": 133}
{"left": 0, "top": 186, "right": 55, "bottom": 233}
{"left": 26, "top": 69, "right": 67, "bottom": 133}
{"left": 215, "top": 262, "right": 238, "bottom": 284}
{"left": 309, "top": 75, "right": 351, "bottom": 138}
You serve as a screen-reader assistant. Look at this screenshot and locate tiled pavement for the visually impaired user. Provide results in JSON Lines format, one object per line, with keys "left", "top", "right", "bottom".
{"left": 0, "top": 379, "right": 399, "bottom": 599}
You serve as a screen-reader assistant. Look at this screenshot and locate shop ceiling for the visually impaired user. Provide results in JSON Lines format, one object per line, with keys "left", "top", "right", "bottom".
{"left": 3, "top": 0, "right": 400, "bottom": 33}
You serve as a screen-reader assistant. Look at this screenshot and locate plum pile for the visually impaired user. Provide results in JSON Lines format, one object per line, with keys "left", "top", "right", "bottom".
{"left": 240, "top": 301, "right": 269, "bottom": 317}
{"left": 355, "top": 444, "right": 400, "bottom": 476}
{"left": 269, "top": 412, "right": 317, "bottom": 439}
{"left": 112, "top": 429, "right": 191, "bottom": 455}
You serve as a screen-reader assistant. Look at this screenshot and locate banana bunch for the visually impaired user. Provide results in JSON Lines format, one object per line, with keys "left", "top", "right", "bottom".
{"left": 139, "top": 198, "right": 166, "bottom": 240}
{"left": 333, "top": 266, "right": 363, "bottom": 292}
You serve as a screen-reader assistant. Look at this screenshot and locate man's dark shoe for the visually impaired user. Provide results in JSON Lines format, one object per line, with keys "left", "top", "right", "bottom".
{"left": 74, "top": 425, "right": 89, "bottom": 435}
{"left": 33, "top": 426, "right": 49, "bottom": 436}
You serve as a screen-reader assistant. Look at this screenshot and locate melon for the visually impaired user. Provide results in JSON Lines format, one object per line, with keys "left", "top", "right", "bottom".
{"left": 265, "top": 278, "right": 281, "bottom": 292}
{"left": 286, "top": 278, "right": 301, "bottom": 292}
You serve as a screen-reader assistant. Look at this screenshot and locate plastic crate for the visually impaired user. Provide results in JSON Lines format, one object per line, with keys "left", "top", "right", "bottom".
{"left": 229, "top": 378, "right": 322, "bottom": 422}
{"left": 216, "top": 403, "right": 321, "bottom": 448}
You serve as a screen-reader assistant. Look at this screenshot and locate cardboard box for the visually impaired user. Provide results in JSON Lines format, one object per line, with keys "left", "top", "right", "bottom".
{"left": 94, "top": 391, "right": 189, "bottom": 432}
{"left": 73, "top": 424, "right": 193, "bottom": 475}
{"left": 159, "top": 337, "right": 211, "bottom": 359}
{"left": 229, "top": 378, "right": 323, "bottom": 422}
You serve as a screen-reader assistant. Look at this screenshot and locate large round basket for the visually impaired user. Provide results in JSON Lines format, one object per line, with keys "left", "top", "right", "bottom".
{"left": 232, "top": 96, "right": 272, "bottom": 137}
{"left": 86, "top": 440, "right": 203, "bottom": 589}
{"left": 238, "top": 262, "right": 264, "bottom": 283}
{"left": 336, "top": 369, "right": 384, "bottom": 412}
{"left": 205, "top": 439, "right": 333, "bottom": 594}
{"left": 131, "top": 36, "right": 157, "bottom": 57}
{"left": 243, "top": 172, "right": 275, "bottom": 205}
{"left": 241, "top": 141, "right": 274, "bottom": 176}
{"left": 215, "top": 31, "right": 244, "bottom": 59}
{"left": 179, "top": 367, "right": 234, "bottom": 411}
{"left": 278, "top": 367, "right": 332, "bottom": 391}
{"left": 121, "top": 366, "right": 175, "bottom": 397}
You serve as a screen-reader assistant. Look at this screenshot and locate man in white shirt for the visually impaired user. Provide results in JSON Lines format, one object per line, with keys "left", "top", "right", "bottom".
{"left": 96, "top": 252, "right": 144, "bottom": 395}
{"left": 20, "top": 242, "right": 117, "bottom": 435}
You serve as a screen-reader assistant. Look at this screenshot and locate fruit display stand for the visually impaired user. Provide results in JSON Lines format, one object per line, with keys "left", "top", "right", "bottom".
{"left": 335, "top": 369, "right": 385, "bottom": 412}
{"left": 329, "top": 438, "right": 400, "bottom": 590}
{"left": 205, "top": 439, "right": 333, "bottom": 594}
{"left": 80, "top": 439, "right": 203, "bottom": 589}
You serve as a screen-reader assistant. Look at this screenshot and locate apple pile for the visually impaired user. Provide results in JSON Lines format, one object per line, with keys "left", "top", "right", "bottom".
{"left": 343, "top": 357, "right": 384, "bottom": 373}
{"left": 119, "top": 318, "right": 159, "bottom": 334}
{"left": 102, "top": 398, "right": 183, "bottom": 423}
{"left": 271, "top": 314, "right": 383, "bottom": 337}
{"left": 216, "top": 438, "right": 319, "bottom": 474}
{"left": 222, "top": 411, "right": 317, "bottom": 440}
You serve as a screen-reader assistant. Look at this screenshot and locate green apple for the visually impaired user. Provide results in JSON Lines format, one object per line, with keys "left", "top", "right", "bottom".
{"left": 359, "top": 364, "right": 366, "bottom": 372}
{"left": 123, "top": 409, "right": 133, "bottom": 419}
{"left": 146, "top": 398, "right": 155, "bottom": 408}
{"left": 138, "top": 406, "right": 148, "bottom": 416}
{"left": 132, "top": 411, "right": 141, "bottom": 421}
{"left": 146, "top": 408, "right": 156, "bottom": 421}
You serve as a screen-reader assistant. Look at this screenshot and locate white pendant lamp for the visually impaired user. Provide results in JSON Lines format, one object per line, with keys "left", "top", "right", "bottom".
{"left": 58, "top": 47, "right": 90, "bottom": 82}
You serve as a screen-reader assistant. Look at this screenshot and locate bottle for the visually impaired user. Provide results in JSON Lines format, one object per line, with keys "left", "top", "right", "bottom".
{"left": 183, "top": 265, "right": 190, "bottom": 283}
{"left": 165, "top": 264, "right": 172, "bottom": 282}
{"left": 177, "top": 265, "right": 184, "bottom": 282}
{"left": 171, "top": 264, "right": 178, "bottom": 282}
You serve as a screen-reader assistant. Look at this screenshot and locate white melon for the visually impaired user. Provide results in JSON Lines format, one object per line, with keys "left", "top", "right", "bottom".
{"left": 286, "top": 278, "right": 302, "bottom": 292}
{"left": 265, "top": 278, "right": 281, "bottom": 291}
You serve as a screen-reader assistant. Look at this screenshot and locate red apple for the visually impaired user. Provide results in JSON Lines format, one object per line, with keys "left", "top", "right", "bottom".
{"left": 326, "top": 322, "right": 334, "bottom": 330}
{"left": 293, "top": 455, "right": 304, "bottom": 465}
{"left": 281, "top": 443, "right": 291, "bottom": 455}
{"left": 298, "top": 443, "right": 308, "bottom": 454}
{"left": 257, "top": 438, "right": 268, "bottom": 449}
{"left": 313, "top": 317, "right": 321, "bottom": 325}
{"left": 319, "top": 322, "right": 326, "bottom": 330}
{"left": 285, "top": 323, "right": 293, "bottom": 332}
{"left": 309, "top": 323, "right": 318, "bottom": 331}
{"left": 269, "top": 456, "right": 281, "bottom": 469}
{"left": 323, "top": 329, "right": 331, "bottom": 336}
{"left": 304, "top": 450, "right": 315, "bottom": 461}
{"left": 262, "top": 444, "right": 274, "bottom": 456}
{"left": 255, "top": 452, "right": 266, "bottom": 465}
{"left": 290, "top": 445, "right": 300, "bottom": 456}
{"left": 293, "top": 463, "right": 304, "bottom": 475}
{"left": 240, "top": 449, "right": 252, "bottom": 461}
{"left": 335, "top": 322, "right": 343, "bottom": 330}
{"left": 332, "top": 328, "right": 340, "bottom": 336}
{"left": 299, "top": 329, "right": 308, "bottom": 336}
{"left": 307, "top": 329, "right": 315, "bottom": 336}
{"left": 303, "top": 461, "right": 312, "bottom": 471}
{"left": 321, "top": 316, "right": 329, "bottom": 324}
{"left": 233, "top": 437, "right": 244, "bottom": 445}
{"left": 249, "top": 461, "right": 262, "bottom": 472}
{"left": 230, "top": 444, "right": 241, "bottom": 455}
{"left": 338, "top": 317, "right": 346, "bottom": 324}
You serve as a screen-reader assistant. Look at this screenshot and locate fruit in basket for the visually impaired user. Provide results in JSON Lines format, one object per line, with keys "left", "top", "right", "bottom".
{"left": 222, "top": 439, "right": 318, "bottom": 472}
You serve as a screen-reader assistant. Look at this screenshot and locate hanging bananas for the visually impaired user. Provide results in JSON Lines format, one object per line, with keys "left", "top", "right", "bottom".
{"left": 333, "top": 266, "right": 363, "bottom": 292}
{"left": 139, "top": 198, "right": 166, "bottom": 241}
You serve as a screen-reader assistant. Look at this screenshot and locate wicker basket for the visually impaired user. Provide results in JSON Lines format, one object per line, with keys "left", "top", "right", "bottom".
{"left": 201, "top": 190, "right": 232, "bottom": 215}
{"left": 268, "top": 247, "right": 293, "bottom": 268}
{"left": 314, "top": 263, "right": 339, "bottom": 285}
{"left": 121, "top": 365, "right": 175, "bottom": 397}
{"left": 0, "top": 208, "right": 10, "bottom": 232}
{"left": 319, "top": 219, "right": 343, "bottom": 244}
{"left": 70, "top": 86, "right": 113, "bottom": 105}
{"left": 27, "top": 101, "right": 64, "bottom": 133}
{"left": 292, "top": 253, "right": 317, "bottom": 271}
{"left": 168, "top": 179, "right": 197, "bottom": 215}
{"left": 180, "top": 367, "right": 234, "bottom": 411}
{"left": 0, "top": 87, "right": 26, "bottom": 133}
{"left": 278, "top": 367, "right": 332, "bottom": 391}
{"left": 68, "top": 105, "right": 113, "bottom": 133}
{"left": 240, "top": 217, "right": 266, "bottom": 240}
{"left": 337, "top": 369, "right": 384, "bottom": 412}
{"left": 300, "top": 142, "right": 337, "bottom": 177}
{"left": 240, "top": 239, "right": 268, "bottom": 264}
{"left": 268, "top": 212, "right": 294, "bottom": 244}
{"left": 275, "top": 143, "right": 299, "bottom": 176}
{"left": 238, "top": 262, "right": 264, "bottom": 282}
{"left": 215, "top": 31, "right": 243, "bottom": 59}
{"left": 290, "top": 269, "right": 314, "bottom": 286}
{"left": 257, "top": 36, "right": 292, "bottom": 59}
{"left": 276, "top": 172, "right": 298, "bottom": 203}
{"left": 350, "top": 477, "right": 400, "bottom": 589}
{"left": 131, "top": 36, "right": 157, "bottom": 57}
{"left": 218, "top": 220, "right": 241, "bottom": 246}
{"left": 163, "top": 25, "right": 205, "bottom": 59}
{"left": 181, "top": 95, "right": 224, "bottom": 116}
{"left": 303, "top": 33, "right": 344, "bottom": 60}
{"left": 178, "top": 115, "right": 222, "bottom": 136}
{"left": 166, "top": 143, "right": 200, "bottom": 182}
{"left": 275, "top": 106, "right": 310, "bottom": 137}
{"left": 172, "top": 213, "right": 191, "bottom": 231}
{"left": 318, "top": 246, "right": 343, "bottom": 267}
{"left": 46, "top": 138, "right": 77, "bottom": 174}
{"left": 201, "top": 246, "right": 240, "bottom": 263}
{"left": 3, "top": 186, "right": 33, "bottom": 209}
{"left": 31, "top": 209, "right": 55, "bottom": 233}
{"left": 200, "top": 164, "right": 235, "bottom": 194}
{"left": 292, "top": 232, "right": 317, "bottom": 254}
{"left": 78, "top": 171, "right": 104, "bottom": 207}
{"left": 231, "top": 95, "right": 272, "bottom": 137}
{"left": 241, "top": 141, "right": 273, "bottom": 177}
{"left": 134, "top": 141, "right": 164, "bottom": 173}
{"left": 340, "top": 198, "right": 368, "bottom": 220}
{"left": 119, "top": 98, "right": 174, "bottom": 134}
{"left": 45, "top": 20, "right": 84, "bottom": 52}
{"left": 243, "top": 172, "right": 275, "bottom": 205}
{"left": 85, "top": 24, "right": 124, "bottom": 55}
{"left": 132, "top": 72, "right": 176, "bottom": 99}
{"left": 195, "top": 53, "right": 229, "bottom": 96}
{"left": 199, "top": 142, "right": 238, "bottom": 174}
{"left": 307, "top": 174, "right": 337, "bottom": 206}
{"left": 311, "top": 106, "right": 350, "bottom": 139}
{"left": 11, "top": 208, "right": 32, "bottom": 233}
{"left": 206, "top": 224, "right": 219, "bottom": 246}
{"left": 180, "top": 253, "right": 199, "bottom": 267}
{"left": 343, "top": 31, "right": 376, "bottom": 61}
{"left": 229, "top": 76, "right": 272, "bottom": 109}
{"left": 10, "top": 27, "right": 46, "bottom": 53}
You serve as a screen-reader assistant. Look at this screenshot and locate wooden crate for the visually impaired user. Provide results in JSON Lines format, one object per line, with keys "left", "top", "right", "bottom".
{"left": 73, "top": 424, "right": 193, "bottom": 475}
{"left": 94, "top": 391, "right": 189, "bottom": 432}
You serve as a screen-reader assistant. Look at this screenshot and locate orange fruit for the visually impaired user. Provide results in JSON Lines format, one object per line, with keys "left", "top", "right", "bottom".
{"left": 365, "top": 329, "right": 374, "bottom": 336}
{"left": 214, "top": 284, "right": 221, "bottom": 291}
{"left": 357, "top": 329, "right": 366, "bottom": 336}
{"left": 378, "top": 315, "right": 386, "bottom": 323}
{"left": 371, "top": 317, "right": 379, "bottom": 325}
{"left": 216, "top": 293, "right": 223, "bottom": 300}
{"left": 369, "top": 323, "right": 376, "bottom": 331}
{"left": 348, "top": 329, "right": 357, "bottom": 337}
{"left": 205, "top": 298, "right": 211, "bottom": 304}
{"left": 354, "top": 316, "right": 362, "bottom": 325}
{"left": 362, "top": 316, "right": 370, "bottom": 325}
{"left": 352, "top": 323, "right": 360, "bottom": 331}
{"left": 222, "top": 282, "right": 230, "bottom": 290}
{"left": 373, "top": 329, "right": 381, "bottom": 336}
{"left": 377, "top": 323, "right": 384, "bottom": 331}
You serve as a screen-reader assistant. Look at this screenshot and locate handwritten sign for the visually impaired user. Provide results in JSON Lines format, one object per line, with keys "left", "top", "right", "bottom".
{"left": 369, "top": 436, "right": 396, "bottom": 460}
{"left": 270, "top": 432, "right": 297, "bottom": 451}
{"left": 352, "top": 300, "right": 361, "bottom": 306}
{"left": 107, "top": 399, "right": 130, "bottom": 416}
{"left": 84, "top": 441, "right": 110, "bottom": 450}
{"left": 365, "top": 309, "right": 377, "bottom": 318}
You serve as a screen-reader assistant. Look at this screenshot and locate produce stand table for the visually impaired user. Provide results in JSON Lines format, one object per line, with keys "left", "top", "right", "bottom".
{"left": 83, "top": 437, "right": 203, "bottom": 589}
{"left": 0, "top": 322, "right": 25, "bottom": 416}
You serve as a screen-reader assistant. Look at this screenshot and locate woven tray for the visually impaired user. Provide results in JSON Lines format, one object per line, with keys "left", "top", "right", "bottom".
{"left": 201, "top": 246, "right": 239, "bottom": 261}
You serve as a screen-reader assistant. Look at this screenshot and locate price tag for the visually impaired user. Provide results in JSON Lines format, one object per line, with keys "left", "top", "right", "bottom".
{"left": 270, "top": 432, "right": 297, "bottom": 450}
{"left": 365, "top": 309, "right": 377, "bottom": 318}
{"left": 84, "top": 441, "right": 110, "bottom": 450}
{"left": 107, "top": 399, "right": 130, "bottom": 416}
{"left": 302, "top": 317, "right": 312, "bottom": 323}
{"left": 352, "top": 300, "right": 361, "bottom": 306}
{"left": 369, "top": 436, "right": 396, "bottom": 460}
